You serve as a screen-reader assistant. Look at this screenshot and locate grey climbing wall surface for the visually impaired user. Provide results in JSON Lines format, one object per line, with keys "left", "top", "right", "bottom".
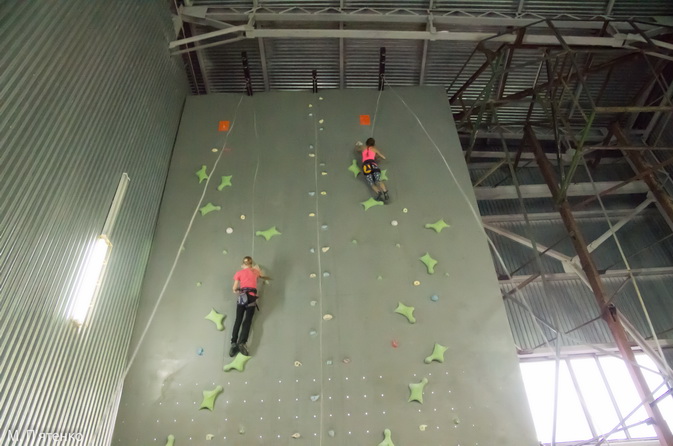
{"left": 113, "top": 87, "right": 538, "bottom": 445}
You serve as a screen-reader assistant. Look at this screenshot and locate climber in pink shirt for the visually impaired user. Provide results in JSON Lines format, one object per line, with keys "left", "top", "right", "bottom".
{"left": 230, "top": 256, "right": 270, "bottom": 357}
{"left": 357, "top": 137, "right": 389, "bottom": 202}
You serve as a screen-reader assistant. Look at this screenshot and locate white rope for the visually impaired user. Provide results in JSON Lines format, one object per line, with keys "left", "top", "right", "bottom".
{"left": 92, "top": 95, "right": 245, "bottom": 445}
{"left": 251, "top": 99, "right": 261, "bottom": 257}
{"left": 311, "top": 96, "right": 326, "bottom": 446}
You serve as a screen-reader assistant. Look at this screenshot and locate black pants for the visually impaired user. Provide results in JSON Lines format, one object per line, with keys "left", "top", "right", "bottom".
{"left": 231, "top": 304, "right": 255, "bottom": 344}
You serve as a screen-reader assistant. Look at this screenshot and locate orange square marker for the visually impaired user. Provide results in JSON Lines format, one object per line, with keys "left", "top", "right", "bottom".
{"left": 218, "top": 121, "right": 230, "bottom": 131}
{"left": 359, "top": 115, "right": 371, "bottom": 126}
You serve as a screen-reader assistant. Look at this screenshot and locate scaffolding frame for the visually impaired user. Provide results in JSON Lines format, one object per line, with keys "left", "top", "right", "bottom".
{"left": 450, "top": 18, "right": 673, "bottom": 446}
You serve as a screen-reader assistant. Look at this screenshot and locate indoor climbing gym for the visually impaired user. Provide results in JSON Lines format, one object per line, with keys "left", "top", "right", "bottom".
{"left": 3, "top": 2, "right": 673, "bottom": 446}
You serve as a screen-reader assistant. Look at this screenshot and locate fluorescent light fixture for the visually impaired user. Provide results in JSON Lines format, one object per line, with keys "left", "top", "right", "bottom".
{"left": 70, "top": 236, "right": 111, "bottom": 325}
{"left": 69, "top": 173, "right": 129, "bottom": 326}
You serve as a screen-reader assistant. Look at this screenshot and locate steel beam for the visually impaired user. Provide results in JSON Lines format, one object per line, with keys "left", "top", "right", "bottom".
{"left": 527, "top": 124, "right": 673, "bottom": 446}
{"left": 474, "top": 180, "right": 648, "bottom": 200}
{"left": 483, "top": 223, "right": 573, "bottom": 263}
{"left": 613, "top": 123, "right": 673, "bottom": 232}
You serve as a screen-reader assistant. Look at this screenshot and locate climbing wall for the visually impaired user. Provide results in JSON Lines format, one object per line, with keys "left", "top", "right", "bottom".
{"left": 112, "top": 87, "right": 538, "bottom": 446}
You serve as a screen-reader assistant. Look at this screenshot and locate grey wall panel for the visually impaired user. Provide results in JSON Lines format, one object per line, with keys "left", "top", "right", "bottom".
{"left": 112, "top": 87, "right": 537, "bottom": 445}
{"left": 0, "top": 1, "right": 187, "bottom": 445}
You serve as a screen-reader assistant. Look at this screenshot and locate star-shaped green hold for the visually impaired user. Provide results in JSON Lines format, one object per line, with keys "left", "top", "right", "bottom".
{"left": 200, "top": 385, "right": 223, "bottom": 411}
{"left": 424, "top": 343, "right": 449, "bottom": 364}
{"left": 419, "top": 253, "right": 438, "bottom": 274}
{"left": 348, "top": 159, "right": 360, "bottom": 177}
{"left": 196, "top": 165, "right": 209, "bottom": 183}
{"left": 223, "top": 352, "right": 251, "bottom": 372}
{"left": 217, "top": 175, "right": 232, "bottom": 191}
{"left": 361, "top": 197, "right": 384, "bottom": 210}
{"left": 378, "top": 429, "right": 395, "bottom": 446}
{"left": 200, "top": 202, "right": 221, "bottom": 216}
{"left": 204, "top": 308, "right": 225, "bottom": 331}
{"left": 408, "top": 377, "right": 428, "bottom": 403}
{"left": 380, "top": 169, "right": 388, "bottom": 181}
{"left": 395, "top": 302, "right": 416, "bottom": 324}
{"left": 425, "top": 219, "right": 451, "bottom": 233}
{"left": 256, "top": 226, "right": 281, "bottom": 241}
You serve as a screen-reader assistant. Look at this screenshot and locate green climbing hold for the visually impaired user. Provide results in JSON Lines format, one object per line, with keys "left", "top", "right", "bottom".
{"left": 348, "top": 159, "right": 360, "bottom": 177}
{"left": 419, "top": 253, "right": 438, "bottom": 274}
{"left": 196, "top": 165, "right": 209, "bottom": 183}
{"left": 380, "top": 169, "right": 388, "bottom": 182}
{"left": 256, "top": 226, "right": 281, "bottom": 241}
{"left": 425, "top": 219, "right": 451, "bottom": 233}
{"left": 378, "top": 429, "right": 395, "bottom": 446}
{"left": 217, "top": 175, "right": 233, "bottom": 191}
{"left": 224, "top": 352, "right": 251, "bottom": 372}
{"left": 166, "top": 434, "right": 175, "bottom": 446}
{"left": 394, "top": 302, "right": 416, "bottom": 324}
{"left": 204, "top": 309, "right": 225, "bottom": 331}
{"left": 200, "top": 385, "right": 224, "bottom": 411}
{"left": 424, "top": 343, "right": 449, "bottom": 364}
{"left": 199, "top": 202, "right": 221, "bottom": 216}
{"left": 361, "top": 197, "right": 384, "bottom": 211}
{"left": 408, "top": 377, "right": 428, "bottom": 403}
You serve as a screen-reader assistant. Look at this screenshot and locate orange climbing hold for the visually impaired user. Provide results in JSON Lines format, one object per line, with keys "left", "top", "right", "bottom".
{"left": 218, "top": 121, "right": 230, "bottom": 131}
{"left": 359, "top": 115, "right": 371, "bottom": 125}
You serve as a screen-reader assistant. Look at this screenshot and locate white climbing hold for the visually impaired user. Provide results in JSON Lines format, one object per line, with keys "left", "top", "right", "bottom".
{"left": 309, "top": 144, "right": 314, "bottom": 149}
{"left": 419, "top": 425, "right": 427, "bottom": 431}
{"left": 431, "top": 295, "right": 439, "bottom": 302}
{"left": 310, "top": 394, "right": 320, "bottom": 401}
{"left": 319, "top": 119, "right": 324, "bottom": 124}
{"left": 319, "top": 162, "right": 325, "bottom": 167}
{"left": 321, "top": 171, "right": 327, "bottom": 175}
{"left": 206, "top": 433, "right": 215, "bottom": 440}
{"left": 226, "top": 227, "right": 233, "bottom": 234}
{"left": 326, "top": 360, "right": 333, "bottom": 365}
{"left": 327, "top": 430, "right": 335, "bottom": 437}
{"left": 403, "top": 208, "right": 408, "bottom": 213}
{"left": 294, "top": 361, "right": 302, "bottom": 367}
{"left": 321, "top": 224, "right": 328, "bottom": 230}
{"left": 323, "top": 314, "right": 333, "bottom": 320}
{"left": 319, "top": 97, "right": 324, "bottom": 100}
{"left": 321, "top": 247, "right": 329, "bottom": 252}
{"left": 239, "top": 425, "right": 245, "bottom": 434}
{"left": 377, "top": 275, "right": 383, "bottom": 280}
{"left": 309, "top": 153, "right": 315, "bottom": 157}
{"left": 319, "top": 127, "right": 324, "bottom": 131}
{"left": 308, "top": 191, "right": 316, "bottom": 196}
{"left": 310, "top": 300, "right": 317, "bottom": 306}
{"left": 391, "top": 220, "right": 398, "bottom": 226}
{"left": 308, "top": 113, "right": 313, "bottom": 117}
{"left": 310, "top": 330, "right": 317, "bottom": 336}
{"left": 309, "top": 248, "right": 315, "bottom": 253}
{"left": 211, "top": 148, "right": 218, "bottom": 152}
{"left": 395, "top": 243, "right": 401, "bottom": 248}
{"left": 291, "top": 433, "right": 301, "bottom": 438}
{"left": 240, "top": 214, "right": 245, "bottom": 220}
{"left": 308, "top": 104, "right": 313, "bottom": 108}
{"left": 322, "top": 271, "right": 330, "bottom": 277}
{"left": 413, "top": 280, "right": 421, "bottom": 286}
{"left": 320, "top": 191, "right": 327, "bottom": 195}
{"left": 310, "top": 273, "right": 317, "bottom": 278}
{"left": 309, "top": 212, "right": 316, "bottom": 217}
{"left": 342, "top": 357, "right": 351, "bottom": 364}
{"left": 222, "top": 249, "right": 228, "bottom": 254}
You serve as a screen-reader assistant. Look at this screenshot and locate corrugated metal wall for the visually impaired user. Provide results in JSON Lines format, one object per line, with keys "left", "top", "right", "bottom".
{"left": 0, "top": 1, "right": 187, "bottom": 445}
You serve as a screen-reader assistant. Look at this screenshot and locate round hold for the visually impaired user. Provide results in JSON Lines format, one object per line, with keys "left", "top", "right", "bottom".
{"left": 309, "top": 144, "right": 314, "bottom": 149}
{"left": 222, "top": 249, "right": 228, "bottom": 254}
{"left": 197, "top": 347, "right": 204, "bottom": 356}
{"left": 391, "top": 339, "right": 398, "bottom": 348}
{"left": 211, "top": 148, "right": 218, "bottom": 152}
{"left": 395, "top": 243, "right": 401, "bottom": 248}
{"left": 413, "top": 280, "right": 421, "bottom": 286}
{"left": 196, "top": 282, "right": 202, "bottom": 287}
{"left": 419, "top": 425, "right": 427, "bottom": 431}
{"left": 309, "top": 153, "right": 315, "bottom": 157}
{"left": 319, "top": 119, "right": 324, "bottom": 124}
{"left": 319, "top": 127, "right": 324, "bottom": 131}
{"left": 323, "top": 314, "right": 333, "bottom": 320}
{"left": 240, "top": 214, "right": 245, "bottom": 220}
{"left": 308, "top": 104, "right": 313, "bottom": 108}
{"left": 326, "top": 360, "right": 333, "bottom": 365}
{"left": 308, "top": 113, "right": 313, "bottom": 117}
{"left": 351, "top": 239, "right": 358, "bottom": 244}
{"left": 319, "top": 97, "right": 324, "bottom": 101}
{"left": 431, "top": 295, "right": 439, "bottom": 302}
{"left": 320, "top": 191, "right": 327, "bottom": 195}
{"left": 321, "top": 171, "right": 327, "bottom": 175}
{"left": 309, "top": 273, "right": 316, "bottom": 279}
{"left": 403, "top": 208, "right": 409, "bottom": 213}
{"left": 309, "top": 330, "right": 317, "bottom": 336}
{"left": 226, "top": 227, "right": 233, "bottom": 234}
{"left": 309, "top": 212, "right": 316, "bottom": 217}
{"left": 321, "top": 224, "right": 328, "bottom": 230}
{"left": 453, "top": 417, "right": 461, "bottom": 425}
{"left": 310, "top": 300, "right": 317, "bottom": 306}
{"left": 308, "top": 191, "right": 316, "bottom": 196}
{"left": 206, "top": 433, "right": 215, "bottom": 440}
{"left": 322, "top": 271, "right": 330, "bottom": 277}
{"left": 309, "top": 248, "right": 315, "bottom": 253}
{"left": 327, "top": 430, "right": 335, "bottom": 437}
{"left": 391, "top": 220, "right": 398, "bottom": 226}
{"left": 294, "top": 361, "right": 302, "bottom": 367}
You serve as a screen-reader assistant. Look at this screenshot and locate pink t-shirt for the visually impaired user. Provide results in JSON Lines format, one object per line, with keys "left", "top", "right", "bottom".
{"left": 362, "top": 147, "right": 376, "bottom": 163}
{"left": 234, "top": 267, "right": 260, "bottom": 289}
